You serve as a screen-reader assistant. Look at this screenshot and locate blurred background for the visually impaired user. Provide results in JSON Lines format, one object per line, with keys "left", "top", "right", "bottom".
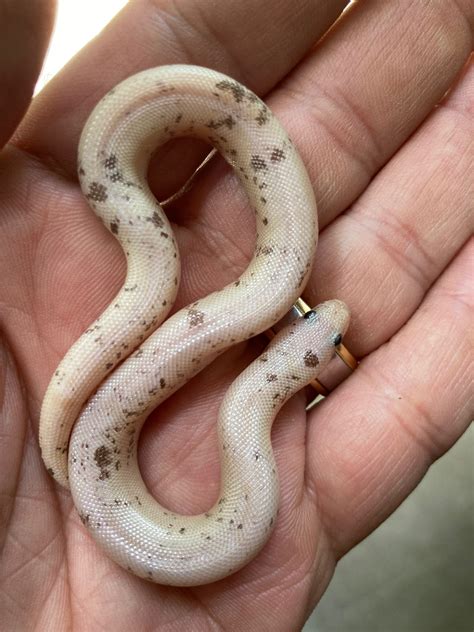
{"left": 36, "top": 2, "right": 473, "bottom": 631}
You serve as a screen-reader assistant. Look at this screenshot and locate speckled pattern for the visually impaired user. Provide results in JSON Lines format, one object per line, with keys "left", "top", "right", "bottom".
{"left": 39, "top": 65, "right": 349, "bottom": 586}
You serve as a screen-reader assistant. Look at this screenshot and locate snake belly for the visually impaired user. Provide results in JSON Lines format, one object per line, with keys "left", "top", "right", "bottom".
{"left": 38, "top": 65, "right": 349, "bottom": 586}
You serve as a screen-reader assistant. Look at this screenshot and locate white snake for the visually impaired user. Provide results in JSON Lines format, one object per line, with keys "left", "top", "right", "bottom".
{"left": 39, "top": 65, "right": 349, "bottom": 586}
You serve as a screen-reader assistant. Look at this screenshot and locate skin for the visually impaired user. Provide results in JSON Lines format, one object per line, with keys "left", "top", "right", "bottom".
{"left": 0, "top": 0, "right": 472, "bottom": 629}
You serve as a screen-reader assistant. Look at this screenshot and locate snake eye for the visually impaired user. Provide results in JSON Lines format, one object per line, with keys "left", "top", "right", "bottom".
{"left": 303, "top": 309, "right": 318, "bottom": 320}
{"left": 333, "top": 333, "right": 342, "bottom": 346}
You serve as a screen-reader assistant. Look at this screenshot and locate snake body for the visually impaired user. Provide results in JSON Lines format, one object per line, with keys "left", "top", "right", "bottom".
{"left": 39, "top": 65, "right": 349, "bottom": 586}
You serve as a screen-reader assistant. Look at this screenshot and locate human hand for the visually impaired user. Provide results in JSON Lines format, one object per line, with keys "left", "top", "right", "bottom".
{"left": 1, "top": 0, "right": 472, "bottom": 630}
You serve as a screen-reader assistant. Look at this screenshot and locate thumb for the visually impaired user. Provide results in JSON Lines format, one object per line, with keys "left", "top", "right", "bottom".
{"left": 0, "top": 0, "right": 55, "bottom": 149}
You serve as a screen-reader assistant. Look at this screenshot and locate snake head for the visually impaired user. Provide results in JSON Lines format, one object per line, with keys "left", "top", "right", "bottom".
{"left": 300, "top": 299, "right": 350, "bottom": 365}
{"left": 296, "top": 299, "right": 350, "bottom": 373}
{"left": 269, "top": 299, "right": 350, "bottom": 379}
{"left": 303, "top": 299, "right": 350, "bottom": 343}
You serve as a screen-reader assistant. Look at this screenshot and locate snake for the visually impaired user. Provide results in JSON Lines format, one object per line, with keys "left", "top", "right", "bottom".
{"left": 39, "top": 65, "right": 350, "bottom": 586}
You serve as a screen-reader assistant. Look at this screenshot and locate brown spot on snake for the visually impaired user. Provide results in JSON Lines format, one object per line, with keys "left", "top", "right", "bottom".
{"left": 215, "top": 79, "right": 245, "bottom": 102}
{"left": 270, "top": 148, "right": 285, "bottom": 162}
{"left": 187, "top": 308, "right": 205, "bottom": 327}
{"left": 147, "top": 211, "right": 164, "bottom": 228}
{"left": 250, "top": 155, "right": 267, "bottom": 171}
{"left": 86, "top": 182, "right": 108, "bottom": 202}
{"left": 94, "top": 445, "right": 113, "bottom": 480}
{"left": 303, "top": 350, "right": 319, "bottom": 368}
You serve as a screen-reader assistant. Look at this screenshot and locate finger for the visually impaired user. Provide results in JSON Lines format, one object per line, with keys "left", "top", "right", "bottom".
{"left": 14, "top": 0, "right": 349, "bottom": 180}
{"left": 305, "top": 58, "right": 473, "bottom": 355}
{"left": 273, "top": 0, "right": 474, "bottom": 224}
{"left": 0, "top": 0, "right": 55, "bottom": 149}
{"left": 158, "top": 0, "right": 472, "bottom": 302}
{"left": 305, "top": 238, "right": 473, "bottom": 556}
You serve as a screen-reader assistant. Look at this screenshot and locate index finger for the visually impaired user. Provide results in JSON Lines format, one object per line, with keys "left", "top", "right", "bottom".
{"left": 15, "top": 0, "right": 349, "bottom": 177}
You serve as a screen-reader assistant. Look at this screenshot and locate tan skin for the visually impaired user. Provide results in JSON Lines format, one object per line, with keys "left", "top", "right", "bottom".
{"left": 0, "top": 0, "right": 472, "bottom": 629}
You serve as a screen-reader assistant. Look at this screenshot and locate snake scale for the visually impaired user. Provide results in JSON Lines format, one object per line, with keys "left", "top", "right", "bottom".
{"left": 39, "top": 65, "right": 349, "bottom": 586}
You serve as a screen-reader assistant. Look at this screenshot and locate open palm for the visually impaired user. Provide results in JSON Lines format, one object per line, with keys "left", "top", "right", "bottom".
{"left": 1, "top": 0, "right": 472, "bottom": 630}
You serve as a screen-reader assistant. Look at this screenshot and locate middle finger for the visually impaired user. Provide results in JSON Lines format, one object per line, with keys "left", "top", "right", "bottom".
{"left": 172, "top": 0, "right": 472, "bottom": 340}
